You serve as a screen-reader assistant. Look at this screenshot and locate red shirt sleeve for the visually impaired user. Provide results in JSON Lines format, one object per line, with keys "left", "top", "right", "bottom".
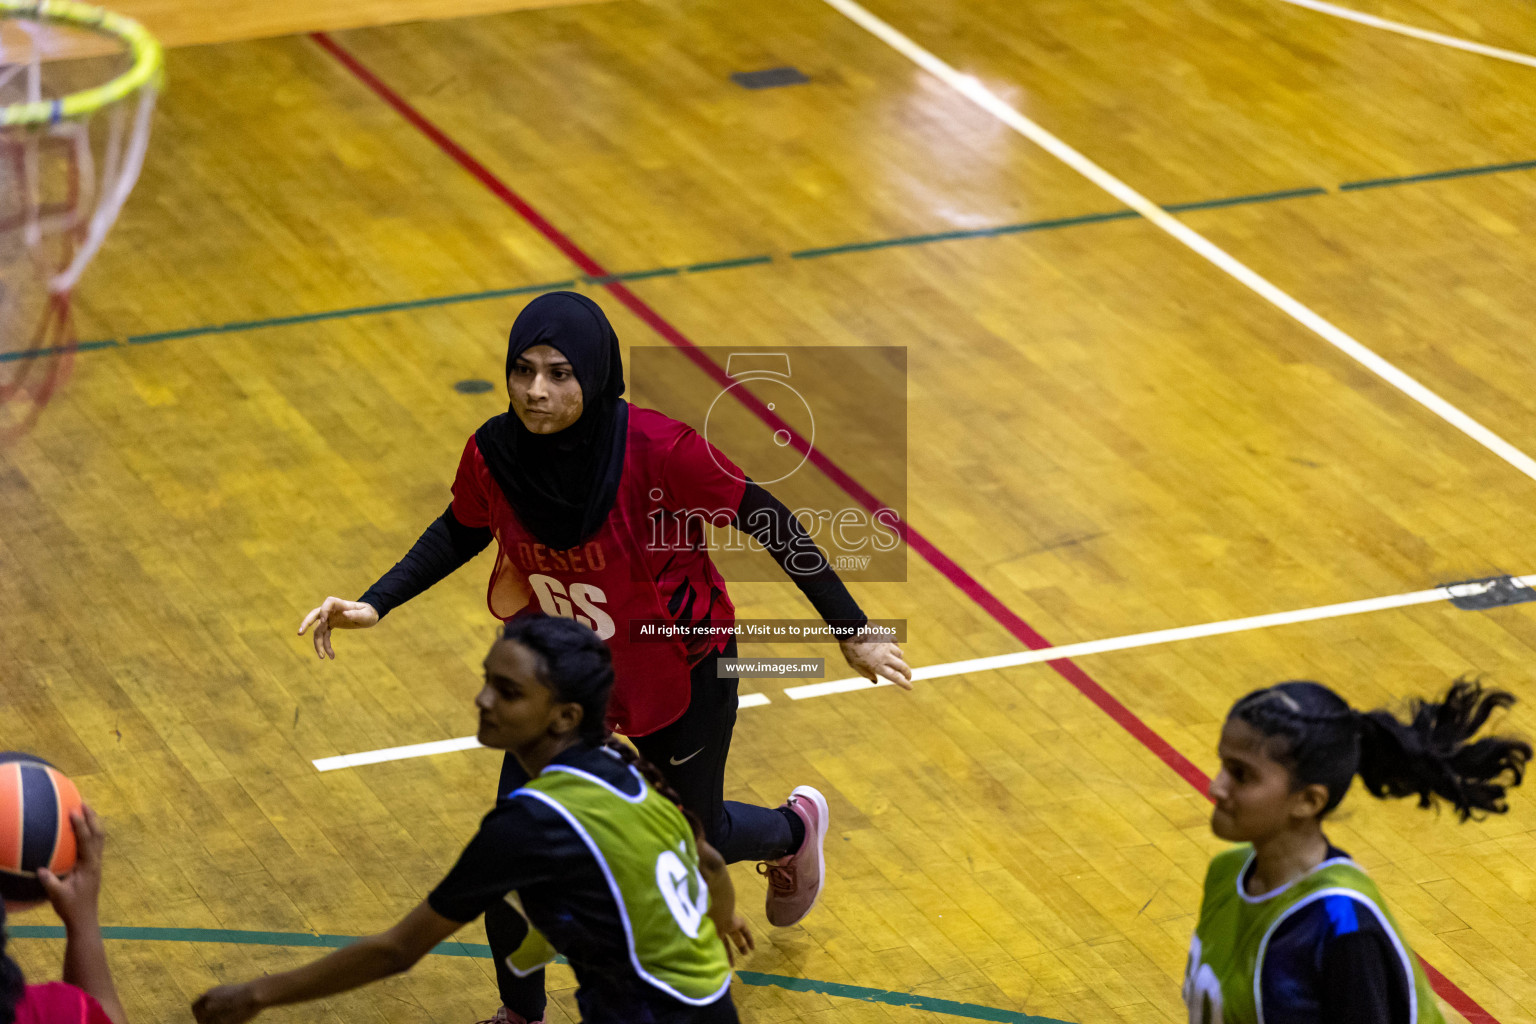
{"left": 16, "top": 982, "right": 113, "bottom": 1024}
{"left": 450, "top": 435, "right": 492, "bottom": 529}
{"left": 662, "top": 425, "right": 747, "bottom": 520}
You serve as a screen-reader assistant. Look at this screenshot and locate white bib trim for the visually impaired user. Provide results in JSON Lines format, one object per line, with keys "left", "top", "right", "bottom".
{"left": 1252, "top": 887, "right": 1416, "bottom": 1024}
{"left": 515, "top": 786, "right": 732, "bottom": 1008}
{"left": 1234, "top": 850, "right": 1356, "bottom": 904}
{"left": 537, "top": 762, "right": 648, "bottom": 803}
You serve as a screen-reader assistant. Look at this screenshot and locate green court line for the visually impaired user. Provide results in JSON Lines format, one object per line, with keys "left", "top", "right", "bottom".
{"left": 789, "top": 184, "right": 1334, "bottom": 260}
{"left": 124, "top": 279, "right": 579, "bottom": 346}
{"left": 734, "top": 972, "right": 1072, "bottom": 1023}
{"left": 18, "top": 154, "right": 1532, "bottom": 363}
{"left": 1163, "top": 186, "right": 1329, "bottom": 211}
{"left": 0, "top": 339, "right": 120, "bottom": 364}
{"left": 1339, "top": 158, "right": 1536, "bottom": 191}
{"left": 583, "top": 266, "right": 682, "bottom": 285}
{"left": 789, "top": 209, "right": 1138, "bottom": 259}
{"left": 8, "top": 924, "right": 1072, "bottom": 1023}
{"left": 685, "top": 255, "right": 774, "bottom": 272}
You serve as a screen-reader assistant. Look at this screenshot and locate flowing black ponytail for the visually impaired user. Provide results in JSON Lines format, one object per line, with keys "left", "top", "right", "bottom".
{"left": 1232, "top": 677, "right": 1531, "bottom": 821}
{"left": 1356, "top": 679, "right": 1530, "bottom": 820}
{"left": 0, "top": 901, "right": 26, "bottom": 1024}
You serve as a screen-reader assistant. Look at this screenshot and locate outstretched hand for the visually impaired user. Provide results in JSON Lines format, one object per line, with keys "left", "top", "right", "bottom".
{"left": 297, "top": 597, "right": 379, "bottom": 660}
{"left": 192, "top": 983, "right": 263, "bottom": 1024}
{"left": 839, "top": 628, "right": 912, "bottom": 690}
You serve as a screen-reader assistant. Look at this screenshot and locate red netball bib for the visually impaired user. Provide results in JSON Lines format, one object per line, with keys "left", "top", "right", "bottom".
{"left": 453, "top": 407, "right": 744, "bottom": 736}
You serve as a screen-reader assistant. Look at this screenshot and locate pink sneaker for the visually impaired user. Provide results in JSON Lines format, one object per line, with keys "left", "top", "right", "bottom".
{"left": 758, "top": 785, "right": 829, "bottom": 927}
{"left": 475, "top": 1010, "right": 542, "bottom": 1024}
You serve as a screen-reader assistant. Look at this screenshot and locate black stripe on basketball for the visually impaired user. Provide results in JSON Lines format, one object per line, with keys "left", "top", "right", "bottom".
{"left": 0, "top": 751, "right": 56, "bottom": 768}
{"left": 19, "top": 761, "right": 58, "bottom": 871}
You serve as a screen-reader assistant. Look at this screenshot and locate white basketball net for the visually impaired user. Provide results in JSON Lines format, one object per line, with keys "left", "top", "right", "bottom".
{"left": 0, "top": 2, "right": 159, "bottom": 433}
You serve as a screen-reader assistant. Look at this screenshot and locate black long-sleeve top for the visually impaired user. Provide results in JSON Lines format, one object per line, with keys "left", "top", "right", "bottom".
{"left": 359, "top": 480, "right": 866, "bottom": 630}
{"left": 1254, "top": 845, "right": 1411, "bottom": 1024}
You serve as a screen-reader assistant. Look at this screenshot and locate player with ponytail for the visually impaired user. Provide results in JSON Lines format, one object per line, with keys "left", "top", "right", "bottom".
{"left": 1185, "top": 678, "right": 1530, "bottom": 1024}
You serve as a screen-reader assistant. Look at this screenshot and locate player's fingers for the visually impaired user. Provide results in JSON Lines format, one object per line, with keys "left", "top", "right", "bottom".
{"left": 298, "top": 605, "right": 324, "bottom": 636}
{"left": 72, "top": 806, "right": 99, "bottom": 851}
{"left": 872, "top": 646, "right": 912, "bottom": 684}
{"left": 63, "top": 810, "right": 88, "bottom": 860}
{"left": 322, "top": 629, "right": 336, "bottom": 660}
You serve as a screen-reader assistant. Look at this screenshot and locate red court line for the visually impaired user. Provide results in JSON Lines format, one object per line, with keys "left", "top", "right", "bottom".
{"left": 310, "top": 30, "right": 1498, "bottom": 1024}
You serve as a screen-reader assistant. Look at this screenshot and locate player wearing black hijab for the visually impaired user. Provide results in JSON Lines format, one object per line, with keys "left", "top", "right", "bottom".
{"left": 299, "top": 291, "right": 911, "bottom": 1023}
{"left": 472, "top": 292, "right": 629, "bottom": 554}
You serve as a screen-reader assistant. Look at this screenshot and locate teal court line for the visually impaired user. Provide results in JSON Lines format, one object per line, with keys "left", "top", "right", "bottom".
{"left": 1340, "top": 157, "right": 1536, "bottom": 191}
{"left": 125, "top": 278, "right": 582, "bottom": 346}
{"left": 3, "top": 155, "right": 1531, "bottom": 365}
{"left": 8, "top": 924, "right": 1073, "bottom": 1024}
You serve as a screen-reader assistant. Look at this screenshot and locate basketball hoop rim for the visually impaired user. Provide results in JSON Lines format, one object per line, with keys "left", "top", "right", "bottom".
{"left": 0, "top": 0, "right": 163, "bottom": 127}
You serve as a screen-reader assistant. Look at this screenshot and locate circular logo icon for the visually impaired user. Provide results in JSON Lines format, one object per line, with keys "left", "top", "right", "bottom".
{"left": 704, "top": 372, "right": 815, "bottom": 485}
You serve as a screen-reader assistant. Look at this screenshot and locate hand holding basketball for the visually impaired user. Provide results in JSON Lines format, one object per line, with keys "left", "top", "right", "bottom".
{"left": 192, "top": 982, "right": 263, "bottom": 1024}
{"left": 839, "top": 630, "right": 912, "bottom": 690}
{"left": 36, "top": 805, "right": 103, "bottom": 926}
{"left": 297, "top": 597, "right": 380, "bottom": 660}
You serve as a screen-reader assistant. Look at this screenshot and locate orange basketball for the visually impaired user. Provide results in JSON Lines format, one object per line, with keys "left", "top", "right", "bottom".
{"left": 0, "top": 753, "right": 83, "bottom": 904}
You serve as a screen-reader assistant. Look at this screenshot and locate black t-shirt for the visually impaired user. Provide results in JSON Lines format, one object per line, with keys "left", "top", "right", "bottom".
{"left": 429, "top": 744, "right": 726, "bottom": 1023}
{"left": 1251, "top": 845, "right": 1413, "bottom": 1024}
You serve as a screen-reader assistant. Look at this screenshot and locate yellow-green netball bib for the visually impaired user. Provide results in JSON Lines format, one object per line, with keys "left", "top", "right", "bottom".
{"left": 1183, "top": 845, "right": 1442, "bottom": 1024}
{"left": 507, "top": 763, "right": 731, "bottom": 1005}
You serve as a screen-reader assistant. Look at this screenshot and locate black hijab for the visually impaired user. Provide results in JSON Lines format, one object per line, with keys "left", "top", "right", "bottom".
{"left": 475, "top": 292, "right": 628, "bottom": 551}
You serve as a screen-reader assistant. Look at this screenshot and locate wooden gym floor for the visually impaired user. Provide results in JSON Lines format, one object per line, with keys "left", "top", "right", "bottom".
{"left": 4, "top": 0, "right": 1536, "bottom": 1021}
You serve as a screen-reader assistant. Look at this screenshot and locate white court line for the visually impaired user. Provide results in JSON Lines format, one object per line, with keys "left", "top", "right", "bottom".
{"left": 314, "top": 691, "right": 776, "bottom": 771}
{"left": 314, "top": 576, "right": 1533, "bottom": 769}
{"left": 315, "top": 735, "right": 484, "bottom": 772}
{"left": 787, "top": 574, "right": 1536, "bottom": 699}
{"left": 1274, "top": 0, "right": 1536, "bottom": 70}
{"left": 818, "top": 0, "right": 1536, "bottom": 487}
